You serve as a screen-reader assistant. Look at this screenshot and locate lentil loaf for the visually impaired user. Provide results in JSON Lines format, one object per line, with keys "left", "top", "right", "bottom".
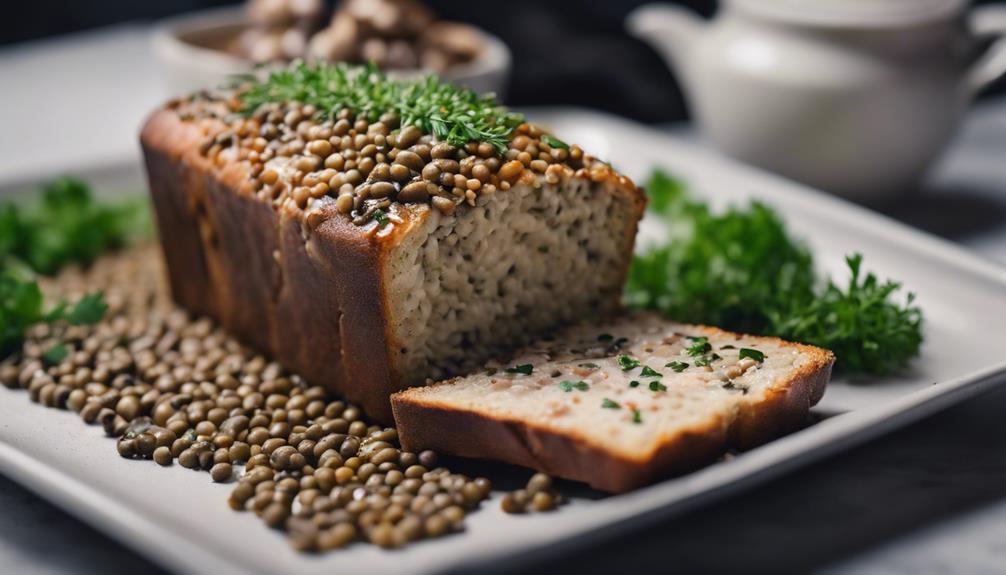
{"left": 392, "top": 314, "right": 834, "bottom": 492}
{"left": 140, "top": 65, "right": 645, "bottom": 424}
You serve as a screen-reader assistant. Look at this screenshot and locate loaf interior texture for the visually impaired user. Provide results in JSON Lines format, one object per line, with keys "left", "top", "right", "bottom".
{"left": 386, "top": 176, "right": 637, "bottom": 383}
{"left": 392, "top": 313, "right": 834, "bottom": 492}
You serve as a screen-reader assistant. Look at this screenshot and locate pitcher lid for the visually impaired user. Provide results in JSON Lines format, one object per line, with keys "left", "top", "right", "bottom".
{"left": 729, "top": 0, "right": 967, "bottom": 28}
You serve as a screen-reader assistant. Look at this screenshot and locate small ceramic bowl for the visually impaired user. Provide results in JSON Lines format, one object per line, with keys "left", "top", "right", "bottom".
{"left": 152, "top": 6, "right": 512, "bottom": 99}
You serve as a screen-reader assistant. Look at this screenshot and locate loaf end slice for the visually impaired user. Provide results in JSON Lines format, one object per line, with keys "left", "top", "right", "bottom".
{"left": 392, "top": 314, "right": 833, "bottom": 493}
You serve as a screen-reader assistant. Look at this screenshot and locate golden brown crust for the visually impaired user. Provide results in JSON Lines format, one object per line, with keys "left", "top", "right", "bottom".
{"left": 142, "top": 108, "right": 399, "bottom": 422}
{"left": 391, "top": 325, "right": 834, "bottom": 493}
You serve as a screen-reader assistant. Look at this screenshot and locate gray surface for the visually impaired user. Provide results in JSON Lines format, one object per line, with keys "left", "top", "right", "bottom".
{"left": 1, "top": 23, "right": 1006, "bottom": 575}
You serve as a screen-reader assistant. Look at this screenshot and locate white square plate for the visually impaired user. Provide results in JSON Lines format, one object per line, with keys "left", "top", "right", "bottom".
{"left": 1, "top": 108, "right": 1005, "bottom": 575}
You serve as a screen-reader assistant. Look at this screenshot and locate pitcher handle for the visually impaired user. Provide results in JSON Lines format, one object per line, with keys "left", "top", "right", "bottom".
{"left": 968, "top": 4, "right": 1006, "bottom": 96}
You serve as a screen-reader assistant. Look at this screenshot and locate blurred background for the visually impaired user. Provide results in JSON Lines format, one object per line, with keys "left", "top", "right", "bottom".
{"left": 4, "top": 0, "right": 1006, "bottom": 124}
{"left": 3, "top": 0, "right": 698, "bottom": 123}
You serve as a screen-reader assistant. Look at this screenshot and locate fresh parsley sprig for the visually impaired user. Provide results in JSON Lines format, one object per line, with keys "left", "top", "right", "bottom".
{"left": 768, "top": 254, "right": 922, "bottom": 374}
{"left": 0, "top": 178, "right": 145, "bottom": 275}
{"left": 626, "top": 170, "right": 923, "bottom": 376}
{"left": 237, "top": 62, "right": 525, "bottom": 154}
{"left": 0, "top": 178, "right": 126, "bottom": 359}
{"left": 0, "top": 271, "right": 107, "bottom": 358}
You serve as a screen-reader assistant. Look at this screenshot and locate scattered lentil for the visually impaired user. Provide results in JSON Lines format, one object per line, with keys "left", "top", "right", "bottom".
{"left": 211, "top": 462, "right": 234, "bottom": 483}
{"left": 153, "top": 446, "right": 173, "bottom": 466}
{"left": 2, "top": 245, "right": 495, "bottom": 553}
{"left": 501, "top": 473, "right": 564, "bottom": 514}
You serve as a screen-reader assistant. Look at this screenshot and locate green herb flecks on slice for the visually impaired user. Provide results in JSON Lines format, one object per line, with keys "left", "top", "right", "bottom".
{"left": 559, "top": 380, "right": 589, "bottom": 392}
{"left": 601, "top": 398, "right": 620, "bottom": 409}
{"left": 578, "top": 362, "right": 599, "bottom": 369}
{"left": 666, "top": 361, "right": 689, "bottom": 373}
{"left": 739, "top": 348, "right": 765, "bottom": 362}
{"left": 373, "top": 209, "right": 389, "bottom": 228}
{"left": 632, "top": 409, "right": 642, "bottom": 424}
{"left": 629, "top": 380, "right": 640, "bottom": 388}
{"left": 597, "top": 333, "right": 614, "bottom": 342}
{"left": 649, "top": 380, "right": 667, "bottom": 392}
{"left": 639, "top": 365, "right": 662, "bottom": 378}
{"left": 694, "top": 354, "right": 720, "bottom": 367}
{"left": 504, "top": 363, "right": 533, "bottom": 376}
{"left": 617, "top": 355, "right": 640, "bottom": 371}
{"left": 686, "top": 337, "right": 712, "bottom": 357}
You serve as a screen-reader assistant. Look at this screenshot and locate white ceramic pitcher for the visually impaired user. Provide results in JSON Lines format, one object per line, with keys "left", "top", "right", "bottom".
{"left": 628, "top": 0, "right": 1006, "bottom": 202}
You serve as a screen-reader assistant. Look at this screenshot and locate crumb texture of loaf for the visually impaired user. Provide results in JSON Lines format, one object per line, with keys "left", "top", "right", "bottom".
{"left": 140, "top": 107, "right": 644, "bottom": 423}
{"left": 391, "top": 314, "right": 834, "bottom": 492}
{"left": 385, "top": 175, "right": 637, "bottom": 384}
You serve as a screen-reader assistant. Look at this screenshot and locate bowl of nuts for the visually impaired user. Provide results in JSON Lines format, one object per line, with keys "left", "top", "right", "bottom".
{"left": 153, "top": 0, "right": 511, "bottom": 98}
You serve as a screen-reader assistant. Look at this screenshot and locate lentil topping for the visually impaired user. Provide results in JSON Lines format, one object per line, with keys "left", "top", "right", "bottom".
{"left": 0, "top": 245, "right": 493, "bottom": 551}
{"left": 174, "top": 62, "right": 633, "bottom": 228}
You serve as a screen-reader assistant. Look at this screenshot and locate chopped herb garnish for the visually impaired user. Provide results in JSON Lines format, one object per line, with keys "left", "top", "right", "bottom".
{"left": 632, "top": 409, "right": 642, "bottom": 424}
{"left": 617, "top": 355, "right": 640, "bottom": 371}
{"left": 597, "top": 333, "right": 614, "bottom": 342}
{"left": 1, "top": 271, "right": 107, "bottom": 359}
{"left": 739, "top": 348, "right": 765, "bottom": 362}
{"left": 686, "top": 337, "right": 712, "bottom": 356}
{"left": 626, "top": 170, "right": 924, "bottom": 375}
{"left": 721, "top": 345, "right": 736, "bottom": 350}
{"left": 542, "top": 135, "right": 569, "bottom": 150}
{"left": 666, "top": 361, "right": 689, "bottom": 373}
{"left": 237, "top": 62, "right": 524, "bottom": 154}
{"left": 769, "top": 254, "right": 923, "bottom": 374}
{"left": 504, "top": 363, "right": 534, "bottom": 375}
{"left": 649, "top": 381, "right": 667, "bottom": 392}
{"left": 42, "top": 343, "right": 68, "bottom": 365}
{"left": 577, "top": 362, "right": 599, "bottom": 369}
{"left": 559, "top": 380, "right": 589, "bottom": 392}
{"left": 485, "top": 367, "right": 498, "bottom": 376}
{"left": 629, "top": 380, "right": 640, "bottom": 388}
{"left": 639, "top": 366, "right": 662, "bottom": 378}
{"left": 0, "top": 178, "right": 146, "bottom": 276}
{"left": 372, "top": 209, "right": 389, "bottom": 228}
{"left": 601, "top": 398, "right": 620, "bottom": 409}
{"left": 694, "top": 354, "right": 720, "bottom": 367}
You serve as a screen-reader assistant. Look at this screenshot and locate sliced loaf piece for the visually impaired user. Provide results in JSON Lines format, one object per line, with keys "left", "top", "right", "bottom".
{"left": 391, "top": 313, "right": 834, "bottom": 493}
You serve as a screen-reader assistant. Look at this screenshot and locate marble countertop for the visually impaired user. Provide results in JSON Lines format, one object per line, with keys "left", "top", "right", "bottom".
{"left": 2, "top": 24, "right": 1006, "bottom": 575}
